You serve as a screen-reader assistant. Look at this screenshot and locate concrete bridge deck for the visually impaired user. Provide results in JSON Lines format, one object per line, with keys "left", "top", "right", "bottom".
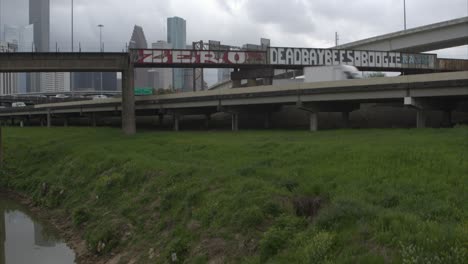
{"left": 1, "top": 71, "right": 466, "bottom": 131}
{"left": 335, "top": 16, "right": 468, "bottom": 52}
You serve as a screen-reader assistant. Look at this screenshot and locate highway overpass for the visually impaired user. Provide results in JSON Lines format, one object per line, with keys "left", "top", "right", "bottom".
{"left": 335, "top": 16, "right": 468, "bottom": 53}
{"left": 1, "top": 33, "right": 467, "bottom": 134}
{"left": 1, "top": 71, "right": 466, "bottom": 131}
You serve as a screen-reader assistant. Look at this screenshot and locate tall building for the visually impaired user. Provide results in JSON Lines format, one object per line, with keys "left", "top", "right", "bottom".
{"left": 4, "top": 24, "right": 34, "bottom": 93}
{"left": 29, "top": 0, "right": 49, "bottom": 52}
{"left": 41, "top": 73, "right": 70, "bottom": 93}
{"left": 167, "top": 17, "right": 186, "bottom": 91}
{"left": 217, "top": 69, "right": 232, "bottom": 83}
{"left": 129, "top": 25, "right": 150, "bottom": 89}
{"left": 129, "top": 25, "right": 147, "bottom": 49}
{"left": 4, "top": 24, "right": 34, "bottom": 51}
{"left": 18, "top": 24, "right": 34, "bottom": 52}
{"left": 3, "top": 25, "right": 19, "bottom": 46}
{"left": 151, "top": 41, "right": 173, "bottom": 90}
{"left": 0, "top": 41, "right": 18, "bottom": 95}
{"left": 30, "top": 0, "right": 50, "bottom": 93}
{"left": 72, "top": 72, "right": 117, "bottom": 92}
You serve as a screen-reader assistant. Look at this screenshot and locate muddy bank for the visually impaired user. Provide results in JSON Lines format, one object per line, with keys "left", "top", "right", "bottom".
{"left": 0, "top": 189, "right": 114, "bottom": 264}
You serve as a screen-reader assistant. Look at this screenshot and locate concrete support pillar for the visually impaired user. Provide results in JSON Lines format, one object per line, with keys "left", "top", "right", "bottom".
{"left": 0, "top": 126, "right": 2, "bottom": 167}
{"left": 232, "top": 79, "right": 241, "bottom": 88}
{"left": 263, "top": 78, "right": 273, "bottom": 86}
{"left": 264, "top": 112, "right": 271, "bottom": 129}
{"left": 91, "top": 113, "right": 97, "bottom": 127}
{"left": 247, "top": 79, "right": 257, "bottom": 87}
{"left": 64, "top": 117, "right": 69, "bottom": 127}
{"left": 416, "top": 109, "right": 426, "bottom": 128}
{"left": 122, "top": 66, "right": 136, "bottom": 135}
{"left": 442, "top": 110, "right": 452, "bottom": 127}
{"left": 158, "top": 114, "right": 164, "bottom": 127}
{"left": 205, "top": 114, "right": 211, "bottom": 129}
{"left": 231, "top": 113, "right": 239, "bottom": 131}
{"left": 20, "top": 120, "right": 24, "bottom": 127}
{"left": 342, "top": 111, "right": 350, "bottom": 128}
{"left": 173, "top": 114, "right": 180, "bottom": 132}
{"left": 309, "top": 112, "right": 318, "bottom": 132}
{"left": 46, "top": 109, "right": 51, "bottom": 128}
{"left": 40, "top": 117, "right": 44, "bottom": 127}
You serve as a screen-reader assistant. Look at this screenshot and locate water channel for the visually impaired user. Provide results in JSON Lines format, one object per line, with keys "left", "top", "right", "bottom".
{"left": 0, "top": 195, "right": 76, "bottom": 264}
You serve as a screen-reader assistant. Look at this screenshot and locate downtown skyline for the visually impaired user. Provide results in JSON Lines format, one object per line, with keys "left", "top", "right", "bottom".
{"left": 0, "top": 0, "right": 466, "bottom": 58}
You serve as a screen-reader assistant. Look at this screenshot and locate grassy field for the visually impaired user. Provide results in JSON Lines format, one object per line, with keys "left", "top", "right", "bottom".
{"left": 1, "top": 127, "right": 467, "bottom": 263}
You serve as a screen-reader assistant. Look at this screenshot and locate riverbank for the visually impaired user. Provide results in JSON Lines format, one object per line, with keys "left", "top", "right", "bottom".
{"left": 1, "top": 127, "right": 467, "bottom": 263}
{"left": 0, "top": 189, "right": 101, "bottom": 264}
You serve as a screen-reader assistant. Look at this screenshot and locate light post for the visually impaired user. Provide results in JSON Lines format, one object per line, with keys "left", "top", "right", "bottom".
{"left": 71, "top": 0, "right": 74, "bottom": 51}
{"left": 97, "top": 24, "right": 104, "bottom": 95}
{"left": 403, "top": 0, "right": 407, "bottom": 30}
{"left": 97, "top": 24, "right": 104, "bottom": 52}
{"left": 71, "top": 0, "right": 74, "bottom": 97}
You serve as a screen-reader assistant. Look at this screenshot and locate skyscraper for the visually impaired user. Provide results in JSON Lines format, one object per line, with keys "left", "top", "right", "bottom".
{"left": 0, "top": 41, "right": 18, "bottom": 95}
{"left": 129, "top": 25, "right": 150, "bottom": 89}
{"left": 151, "top": 41, "right": 173, "bottom": 90}
{"left": 18, "top": 24, "right": 34, "bottom": 52}
{"left": 167, "top": 17, "right": 186, "bottom": 91}
{"left": 29, "top": 0, "right": 49, "bottom": 52}
{"left": 4, "top": 24, "right": 34, "bottom": 93}
{"left": 72, "top": 72, "right": 117, "bottom": 92}
{"left": 129, "top": 25, "right": 147, "bottom": 49}
{"left": 29, "top": 0, "right": 49, "bottom": 93}
{"left": 41, "top": 72, "right": 70, "bottom": 93}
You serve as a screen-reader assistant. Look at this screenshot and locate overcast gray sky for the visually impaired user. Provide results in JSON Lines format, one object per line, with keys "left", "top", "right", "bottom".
{"left": 1, "top": 0, "right": 467, "bottom": 57}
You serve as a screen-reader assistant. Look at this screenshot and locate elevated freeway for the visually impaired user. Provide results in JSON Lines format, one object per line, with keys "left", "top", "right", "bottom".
{"left": 0, "top": 52, "right": 136, "bottom": 134}
{"left": 1, "top": 71, "right": 466, "bottom": 131}
{"left": 1, "top": 30, "right": 467, "bottom": 134}
{"left": 335, "top": 16, "right": 468, "bottom": 53}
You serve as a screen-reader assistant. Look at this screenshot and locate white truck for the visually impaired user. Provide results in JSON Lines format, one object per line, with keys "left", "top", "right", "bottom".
{"left": 304, "top": 65, "right": 361, "bottom": 82}
{"left": 12, "top": 102, "right": 27, "bottom": 107}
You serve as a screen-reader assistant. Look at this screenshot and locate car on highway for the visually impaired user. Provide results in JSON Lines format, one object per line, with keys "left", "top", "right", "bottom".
{"left": 91, "top": 95, "right": 109, "bottom": 100}
{"left": 12, "top": 102, "right": 27, "bottom": 107}
{"left": 55, "top": 94, "right": 69, "bottom": 99}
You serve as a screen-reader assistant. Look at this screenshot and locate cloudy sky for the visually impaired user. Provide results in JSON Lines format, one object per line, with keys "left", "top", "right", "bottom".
{"left": 0, "top": 0, "right": 467, "bottom": 61}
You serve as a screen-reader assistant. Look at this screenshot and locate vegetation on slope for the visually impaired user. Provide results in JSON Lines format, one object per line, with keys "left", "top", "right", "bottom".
{"left": 1, "top": 127, "right": 467, "bottom": 263}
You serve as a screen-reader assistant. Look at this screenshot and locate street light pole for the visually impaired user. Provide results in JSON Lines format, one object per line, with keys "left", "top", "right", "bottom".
{"left": 71, "top": 0, "right": 74, "bottom": 97}
{"left": 98, "top": 24, "right": 103, "bottom": 52}
{"left": 97, "top": 24, "right": 104, "bottom": 95}
{"left": 71, "top": 0, "right": 74, "bottom": 51}
{"left": 403, "top": 0, "right": 407, "bottom": 30}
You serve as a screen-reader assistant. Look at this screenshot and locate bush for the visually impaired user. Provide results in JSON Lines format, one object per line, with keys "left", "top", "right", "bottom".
{"left": 259, "top": 215, "right": 307, "bottom": 260}
{"left": 167, "top": 237, "right": 190, "bottom": 263}
{"left": 72, "top": 207, "right": 90, "bottom": 226}
{"left": 86, "top": 225, "right": 119, "bottom": 255}
{"left": 315, "top": 198, "right": 375, "bottom": 229}
{"left": 294, "top": 231, "right": 335, "bottom": 263}
{"left": 237, "top": 206, "right": 265, "bottom": 230}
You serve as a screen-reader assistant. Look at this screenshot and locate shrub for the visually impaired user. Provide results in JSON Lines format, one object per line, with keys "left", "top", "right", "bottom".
{"left": 259, "top": 215, "right": 307, "bottom": 260}
{"left": 86, "top": 225, "right": 119, "bottom": 255}
{"left": 295, "top": 231, "right": 335, "bottom": 263}
{"left": 315, "top": 198, "right": 375, "bottom": 229}
{"left": 237, "top": 206, "right": 265, "bottom": 230}
{"left": 72, "top": 207, "right": 90, "bottom": 226}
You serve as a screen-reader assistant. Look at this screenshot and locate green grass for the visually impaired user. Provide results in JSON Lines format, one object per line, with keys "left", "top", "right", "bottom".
{"left": 1, "top": 127, "right": 467, "bottom": 263}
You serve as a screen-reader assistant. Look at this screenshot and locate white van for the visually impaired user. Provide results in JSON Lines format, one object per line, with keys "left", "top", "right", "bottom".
{"left": 12, "top": 102, "right": 27, "bottom": 107}
{"left": 304, "top": 65, "right": 361, "bottom": 82}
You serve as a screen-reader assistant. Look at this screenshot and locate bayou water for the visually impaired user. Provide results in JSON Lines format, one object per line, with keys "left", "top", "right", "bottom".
{"left": 0, "top": 195, "right": 76, "bottom": 264}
